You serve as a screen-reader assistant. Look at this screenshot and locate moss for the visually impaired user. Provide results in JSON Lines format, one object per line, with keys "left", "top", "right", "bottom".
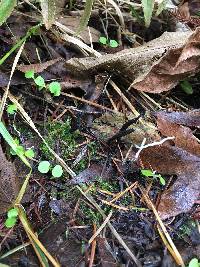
{"left": 39, "top": 118, "right": 81, "bottom": 161}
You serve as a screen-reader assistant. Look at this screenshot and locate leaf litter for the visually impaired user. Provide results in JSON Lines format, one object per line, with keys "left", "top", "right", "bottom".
{"left": 1, "top": 1, "right": 200, "bottom": 266}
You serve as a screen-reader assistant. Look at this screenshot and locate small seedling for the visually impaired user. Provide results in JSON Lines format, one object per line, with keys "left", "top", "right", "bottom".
{"left": 34, "top": 76, "right": 45, "bottom": 89}
{"left": 99, "top": 36, "right": 119, "bottom": 48}
{"left": 7, "top": 103, "right": 17, "bottom": 115}
{"left": 141, "top": 169, "right": 166, "bottom": 186}
{"left": 25, "top": 70, "right": 35, "bottom": 79}
{"left": 5, "top": 208, "right": 18, "bottom": 228}
{"left": 188, "top": 258, "right": 200, "bottom": 267}
{"left": 24, "top": 148, "right": 35, "bottom": 159}
{"left": 99, "top": 36, "right": 107, "bottom": 45}
{"left": 38, "top": 160, "right": 50, "bottom": 173}
{"left": 180, "top": 80, "right": 193, "bottom": 95}
{"left": 48, "top": 81, "right": 61, "bottom": 96}
{"left": 10, "top": 138, "right": 35, "bottom": 159}
{"left": 24, "top": 70, "right": 61, "bottom": 96}
{"left": 52, "top": 164, "right": 63, "bottom": 178}
{"left": 109, "top": 39, "right": 119, "bottom": 48}
{"left": 38, "top": 160, "right": 63, "bottom": 178}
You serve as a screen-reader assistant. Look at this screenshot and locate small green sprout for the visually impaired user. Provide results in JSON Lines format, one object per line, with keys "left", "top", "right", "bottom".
{"left": 10, "top": 139, "right": 24, "bottom": 156}
{"left": 24, "top": 148, "right": 35, "bottom": 159}
{"left": 109, "top": 39, "right": 119, "bottom": 48}
{"left": 38, "top": 160, "right": 63, "bottom": 178}
{"left": 7, "top": 103, "right": 17, "bottom": 115}
{"left": 34, "top": 76, "right": 46, "bottom": 88}
{"left": 5, "top": 208, "right": 18, "bottom": 228}
{"left": 188, "top": 258, "right": 200, "bottom": 267}
{"left": 141, "top": 169, "right": 166, "bottom": 186}
{"left": 52, "top": 164, "right": 63, "bottom": 178}
{"left": 38, "top": 160, "right": 50, "bottom": 173}
{"left": 99, "top": 36, "right": 119, "bottom": 48}
{"left": 99, "top": 36, "right": 107, "bottom": 45}
{"left": 25, "top": 70, "right": 35, "bottom": 79}
{"left": 8, "top": 208, "right": 18, "bottom": 218}
{"left": 48, "top": 81, "right": 61, "bottom": 96}
{"left": 10, "top": 138, "right": 35, "bottom": 159}
{"left": 180, "top": 80, "right": 193, "bottom": 95}
{"left": 24, "top": 70, "right": 61, "bottom": 96}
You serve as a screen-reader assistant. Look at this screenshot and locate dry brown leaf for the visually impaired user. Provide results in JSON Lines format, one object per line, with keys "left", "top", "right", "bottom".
{"left": 0, "top": 144, "right": 19, "bottom": 214}
{"left": 65, "top": 30, "right": 193, "bottom": 93}
{"left": 139, "top": 144, "right": 200, "bottom": 219}
{"left": 68, "top": 164, "right": 113, "bottom": 185}
{"left": 18, "top": 58, "right": 62, "bottom": 73}
{"left": 58, "top": 16, "right": 100, "bottom": 44}
{"left": 133, "top": 27, "right": 200, "bottom": 93}
{"left": 156, "top": 110, "right": 200, "bottom": 156}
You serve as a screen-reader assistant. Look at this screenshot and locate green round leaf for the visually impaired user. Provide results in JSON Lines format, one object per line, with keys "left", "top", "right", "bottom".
{"left": 25, "top": 148, "right": 35, "bottom": 159}
{"left": 5, "top": 217, "right": 17, "bottom": 228}
{"left": 188, "top": 258, "right": 199, "bottom": 267}
{"left": 25, "top": 70, "right": 35, "bottom": 79}
{"left": 48, "top": 81, "right": 61, "bottom": 96}
{"left": 38, "top": 161, "right": 50, "bottom": 174}
{"left": 99, "top": 36, "right": 107, "bottom": 45}
{"left": 141, "top": 169, "right": 154, "bottom": 177}
{"left": 109, "top": 39, "right": 118, "bottom": 48}
{"left": 16, "top": 145, "right": 25, "bottom": 155}
{"left": 34, "top": 76, "right": 45, "bottom": 88}
{"left": 52, "top": 164, "right": 63, "bottom": 178}
{"left": 7, "top": 208, "right": 18, "bottom": 218}
{"left": 158, "top": 175, "right": 166, "bottom": 186}
{"left": 7, "top": 104, "right": 17, "bottom": 115}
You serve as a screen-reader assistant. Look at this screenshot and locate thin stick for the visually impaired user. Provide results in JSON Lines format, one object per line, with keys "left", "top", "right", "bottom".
{"left": 109, "top": 181, "right": 137, "bottom": 203}
{"left": 89, "top": 224, "right": 97, "bottom": 267}
{"left": 62, "top": 92, "right": 118, "bottom": 113}
{"left": 77, "top": 186, "right": 142, "bottom": 267}
{"left": 89, "top": 211, "right": 112, "bottom": 244}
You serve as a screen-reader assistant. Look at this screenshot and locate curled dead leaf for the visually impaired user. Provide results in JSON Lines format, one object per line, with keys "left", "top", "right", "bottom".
{"left": 68, "top": 164, "right": 113, "bottom": 185}
{"left": 139, "top": 144, "right": 200, "bottom": 219}
{"left": 156, "top": 110, "right": 200, "bottom": 156}
{"left": 18, "top": 58, "right": 62, "bottom": 73}
{"left": 65, "top": 31, "right": 192, "bottom": 93}
{"left": 133, "top": 27, "right": 200, "bottom": 93}
{"left": 0, "top": 144, "right": 19, "bottom": 214}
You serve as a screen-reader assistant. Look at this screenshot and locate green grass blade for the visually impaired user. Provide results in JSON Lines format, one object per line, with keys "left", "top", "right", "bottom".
{"left": 0, "top": 23, "right": 41, "bottom": 66}
{"left": 39, "top": 0, "right": 56, "bottom": 30}
{"left": 0, "top": 0, "right": 17, "bottom": 26}
{"left": 0, "top": 122, "right": 30, "bottom": 168}
{"left": 156, "top": 0, "right": 167, "bottom": 16}
{"left": 75, "top": 0, "right": 94, "bottom": 35}
{"left": 142, "top": 0, "right": 155, "bottom": 27}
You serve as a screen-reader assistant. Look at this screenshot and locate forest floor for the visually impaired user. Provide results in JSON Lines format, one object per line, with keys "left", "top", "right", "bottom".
{"left": 0, "top": 1, "right": 200, "bottom": 266}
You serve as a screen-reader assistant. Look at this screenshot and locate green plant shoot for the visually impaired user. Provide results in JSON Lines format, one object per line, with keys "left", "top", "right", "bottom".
{"left": 25, "top": 70, "right": 35, "bottom": 79}
{"left": 141, "top": 169, "right": 166, "bottom": 186}
{"left": 7, "top": 103, "right": 17, "bottom": 115}
{"left": 48, "top": 81, "right": 61, "bottom": 96}
{"left": 52, "top": 164, "right": 63, "bottom": 178}
{"left": 38, "top": 160, "right": 51, "bottom": 173}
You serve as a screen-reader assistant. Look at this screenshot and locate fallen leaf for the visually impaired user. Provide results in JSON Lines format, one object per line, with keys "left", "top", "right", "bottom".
{"left": 92, "top": 112, "right": 160, "bottom": 145}
{"left": 58, "top": 16, "right": 100, "bottom": 44}
{"left": 97, "top": 237, "right": 118, "bottom": 267}
{"left": 65, "top": 30, "right": 193, "bottom": 93}
{"left": 156, "top": 110, "right": 200, "bottom": 156}
{"left": 0, "top": 144, "right": 19, "bottom": 214}
{"left": 139, "top": 144, "right": 200, "bottom": 219}
{"left": 17, "top": 58, "right": 62, "bottom": 73}
{"left": 68, "top": 164, "right": 113, "bottom": 185}
{"left": 133, "top": 27, "right": 200, "bottom": 93}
